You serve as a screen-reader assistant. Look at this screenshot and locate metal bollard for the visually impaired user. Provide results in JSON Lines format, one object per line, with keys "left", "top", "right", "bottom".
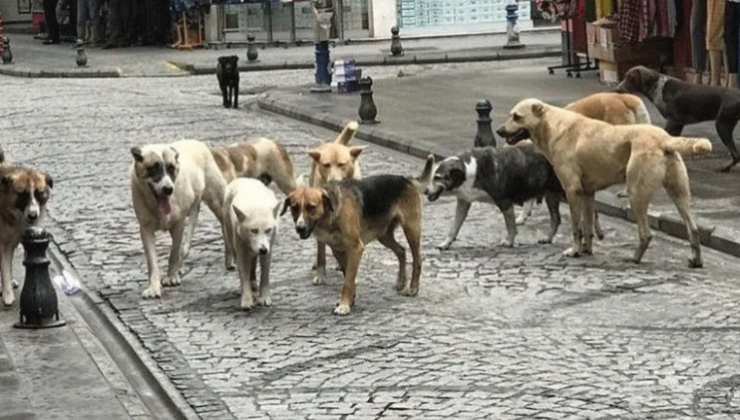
{"left": 474, "top": 99, "right": 496, "bottom": 148}
{"left": 358, "top": 76, "right": 379, "bottom": 124}
{"left": 503, "top": 1, "right": 525, "bottom": 50}
{"left": 13, "top": 227, "right": 66, "bottom": 329}
{"left": 390, "top": 26, "right": 403, "bottom": 57}
{"left": 246, "top": 34, "right": 259, "bottom": 62}
{"left": 2, "top": 36, "right": 12, "bottom": 64}
{"left": 75, "top": 39, "right": 87, "bottom": 67}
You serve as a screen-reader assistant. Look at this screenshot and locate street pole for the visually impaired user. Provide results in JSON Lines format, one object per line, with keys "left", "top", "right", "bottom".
{"left": 310, "top": 0, "right": 333, "bottom": 93}
{"left": 503, "top": 0, "right": 525, "bottom": 50}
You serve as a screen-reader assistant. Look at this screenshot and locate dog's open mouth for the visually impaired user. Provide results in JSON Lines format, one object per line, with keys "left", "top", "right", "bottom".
{"left": 158, "top": 196, "right": 172, "bottom": 216}
{"left": 426, "top": 186, "right": 444, "bottom": 202}
{"left": 504, "top": 129, "right": 530, "bottom": 145}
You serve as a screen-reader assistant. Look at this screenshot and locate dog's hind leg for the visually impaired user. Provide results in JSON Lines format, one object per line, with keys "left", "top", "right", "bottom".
{"left": 593, "top": 209, "right": 605, "bottom": 240}
{"left": 0, "top": 244, "right": 15, "bottom": 306}
{"left": 163, "top": 222, "right": 186, "bottom": 287}
{"left": 437, "top": 199, "right": 471, "bottom": 250}
{"left": 181, "top": 202, "right": 200, "bottom": 261}
{"left": 563, "top": 191, "right": 584, "bottom": 258}
{"left": 664, "top": 120, "right": 685, "bottom": 136}
{"left": 401, "top": 219, "right": 422, "bottom": 297}
{"left": 663, "top": 156, "right": 704, "bottom": 268}
{"left": 378, "top": 224, "right": 407, "bottom": 292}
{"left": 516, "top": 199, "right": 535, "bottom": 225}
{"left": 539, "top": 194, "right": 561, "bottom": 244}
{"left": 220, "top": 81, "right": 230, "bottom": 108}
{"left": 581, "top": 195, "right": 595, "bottom": 255}
{"left": 715, "top": 108, "right": 740, "bottom": 172}
{"left": 625, "top": 156, "right": 663, "bottom": 264}
{"left": 499, "top": 205, "right": 518, "bottom": 247}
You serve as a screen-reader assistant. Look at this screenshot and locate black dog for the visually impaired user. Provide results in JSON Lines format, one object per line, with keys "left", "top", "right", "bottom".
{"left": 216, "top": 55, "right": 240, "bottom": 109}
{"left": 615, "top": 65, "right": 740, "bottom": 172}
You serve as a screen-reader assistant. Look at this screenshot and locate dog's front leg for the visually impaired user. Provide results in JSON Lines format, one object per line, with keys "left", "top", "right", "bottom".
{"left": 581, "top": 195, "right": 595, "bottom": 255}
{"left": 539, "top": 194, "right": 561, "bottom": 244}
{"left": 437, "top": 199, "right": 471, "bottom": 250}
{"left": 334, "top": 243, "right": 364, "bottom": 316}
{"left": 181, "top": 202, "right": 200, "bottom": 261}
{"left": 0, "top": 244, "right": 15, "bottom": 306}
{"left": 237, "top": 250, "right": 256, "bottom": 310}
{"left": 220, "top": 81, "right": 230, "bottom": 108}
{"left": 257, "top": 250, "right": 272, "bottom": 307}
{"left": 223, "top": 220, "right": 236, "bottom": 271}
{"left": 499, "top": 205, "right": 517, "bottom": 247}
{"left": 516, "top": 199, "right": 535, "bottom": 225}
{"left": 563, "top": 191, "right": 584, "bottom": 258}
{"left": 163, "top": 222, "right": 187, "bottom": 287}
{"left": 140, "top": 226, "right": 162, "bottom": 298}
{"left": 313, "top": 240, "right": 327, "bottom": 285}
{"left": 232, "top": 78, "right": 239, "bottom": 109}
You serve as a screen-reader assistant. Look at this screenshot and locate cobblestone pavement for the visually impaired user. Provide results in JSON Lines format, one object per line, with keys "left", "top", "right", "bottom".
{"left": 2, "top": 63, "right": 740, "bottom": 420}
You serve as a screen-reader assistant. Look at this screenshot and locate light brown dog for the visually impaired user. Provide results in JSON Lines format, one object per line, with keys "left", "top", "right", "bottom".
{"left": 0, "top": 164, "right": 53, "bottom": 306}
{"left": 307, "top": 120, "right": 364, "bottom": 285}
{"left": 211, "top": 138, "right": 297, "bottom": 195}
{"left": 282, "top": 158, "right": 433, "bottom": 316}
{"left": 498, "top": 98, "right": 711, "bottom": 268}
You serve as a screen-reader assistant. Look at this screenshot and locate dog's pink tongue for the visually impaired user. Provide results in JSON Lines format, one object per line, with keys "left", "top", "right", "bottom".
{"left": 158, "top": 196, "right": 172, "bottom": 216}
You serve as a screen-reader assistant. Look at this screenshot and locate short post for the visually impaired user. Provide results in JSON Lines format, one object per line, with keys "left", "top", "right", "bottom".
{"left": 13, "top": 227, "right": 66, "bottom": 329}
{"left": 474, "top": 99, "right": 496, "bottom": 148}
{"left": 75, "top": 39, "right": 87, "bottom": 67}
{"left": 310, "top": 0, "right": 334, "bottom": 93}
{"left": 2, "top": 36, "right": 12, "bottom": 65}
{"left": 358, "top": 76, "right": 379, "bottom": 124}
{"left": 503, "top": 1, "right": 525, "bottom": 50}
{"left": 246, "top": 34, "right": 259, "bottom": 62}
{"left": 390, "top": 26, "right": 403, "bottom": 57}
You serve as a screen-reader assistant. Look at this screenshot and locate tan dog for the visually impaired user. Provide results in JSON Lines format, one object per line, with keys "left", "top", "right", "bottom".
{"left": 515, "top": 91, "right": 652, "bottom": 225}
{"left": 497, "top": 98, "right": 711, "bottom": 268}
{"left": 0, "top": 164, "right": 53, "bottom": 306}
{"left": 211, "top": 138, "right": 297, "bottom": 196}
{"left": 307, "top": 121, "right": 365, "bottom": 285}
{"left": 282, "top": 158, "right": 433, "bottom": 315}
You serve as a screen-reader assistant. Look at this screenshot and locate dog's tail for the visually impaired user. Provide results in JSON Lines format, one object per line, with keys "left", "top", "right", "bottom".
{"left": 631, "top": 97, "right": 652, "bottom": 125}
{"left": 663, "top": 136, "right": 713, "bottom": 156}
{"left": 411, "top": 154, "right": 435, "bottom": 193}
{"left": 334, "top": 121, "right": 360, "bottom": 145}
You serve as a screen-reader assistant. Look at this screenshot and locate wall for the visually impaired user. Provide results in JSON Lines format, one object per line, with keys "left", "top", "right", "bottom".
{"left": 369, "top": 0, "right": 396, "bottom": 39}
{"left": 0, "top": 0, "right": 34, "bottom": 23}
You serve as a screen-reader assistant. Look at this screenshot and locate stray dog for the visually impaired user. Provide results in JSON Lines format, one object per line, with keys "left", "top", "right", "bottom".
{"left": 217, "top": 55, "right": 240, "bottom": 109}
{"left": 498, "top": 98, "right": 711, "bottom": 267}
{"left": 615, "top": 65, "right": 740, "bottom": 172}
{"left": 223, "top": 178, "right": 281, "bottom": 310}
{"left": 0, "top": 164, "right": 53, "bottom": 306}
{"left": 425, "top": 144, "right": 601, "bottom": 250}
{"left": 307, "top": 120, "right": 364, "bottom": 285}
{"left": 130, "top": 140, "right": 227, "bottom": 299}
{"left": 516, "top": 91, "right": 652, "bottom": 224}
{"left": 282, "top": 161, "right": 432, "bottom": 315}
{"left": 211, "top": 137, "right": 298, "bottom": 197}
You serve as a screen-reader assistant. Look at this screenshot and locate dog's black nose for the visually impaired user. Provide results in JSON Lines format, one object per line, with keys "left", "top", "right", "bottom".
{"left": 296, "top": 226, "right": 307, "bottom": 235}
{"left": 495, "top": 127, "right": 507, "bottom": 137}
{"left": 259, "top": 247, "right": 268, "bottom": 255}
{"left": 26, "top": 212, "right": 38, "bottom": 222}
{"left": 161, "top": 185, "right": 174, "bottom": 196}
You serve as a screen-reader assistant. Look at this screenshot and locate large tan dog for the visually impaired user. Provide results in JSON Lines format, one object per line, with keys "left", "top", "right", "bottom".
{"left": 211, "top": 138, "right": 297, "bottom": 196}
{"left": 282, "top": 159, "right": 433, "bottom": 315}
{"left": 307, "top": 121, "right": 364, "bottom": 285}
{"left": 497, "top": 98, "right": 711, "bottom": 268}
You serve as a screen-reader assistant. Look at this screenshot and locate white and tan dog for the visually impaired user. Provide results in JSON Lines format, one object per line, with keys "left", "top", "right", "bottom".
{"left": 211, "top": 138, "right": 298, "bottom": 196}
{"left": 0, "top": 164, "right": 53, "bottom": 306}
{"left": 498, "top": 98, "right": 711, "bottom": 267}
{"left": 223, "top": 178, "right": 280, "bottom": 310}
{"left": 130, "top": 140, "right": 227, "bottom": 299}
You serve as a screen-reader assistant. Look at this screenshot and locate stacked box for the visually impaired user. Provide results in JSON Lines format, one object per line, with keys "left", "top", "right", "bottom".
{"left": 331, "top": 58, "right": 362, "bottom": 93}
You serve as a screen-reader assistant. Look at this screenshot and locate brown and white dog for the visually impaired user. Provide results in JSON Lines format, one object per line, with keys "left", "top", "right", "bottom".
{"left": 282, "top": 157, "right": 434, "bottom": 315}
{"left": 211, "top": 138, "right": 298, "bottom": 196}
{"left": 306, "top": 120, "right": 364, "bottom": 285}
{"left": 0, "top": 164, "right": 53, "bottom": 306}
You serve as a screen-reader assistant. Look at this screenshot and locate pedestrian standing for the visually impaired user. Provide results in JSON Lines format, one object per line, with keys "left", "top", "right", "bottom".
{"left": 43, "top": 0, "right": 61, "bottom": 44}
{"left": 77, "top": 0, "right": 101, "bottom": 45}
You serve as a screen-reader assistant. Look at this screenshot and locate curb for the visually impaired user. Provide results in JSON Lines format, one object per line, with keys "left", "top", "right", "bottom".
{"left": 0, "top": 65, "right": 120, "bottom": 78}
{"left": 257, "top": 92, "right": 740, "bottom": 260}
{"left": 169, "top": 45, "right": 562, "bottom": 76}
{"left": 45, "top": 235, "right": 200, "bottom": 420}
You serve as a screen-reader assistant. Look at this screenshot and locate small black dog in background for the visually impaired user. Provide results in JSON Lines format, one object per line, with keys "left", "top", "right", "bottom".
{"left": 217, "top": 55, "right": 240, "bottom": 109}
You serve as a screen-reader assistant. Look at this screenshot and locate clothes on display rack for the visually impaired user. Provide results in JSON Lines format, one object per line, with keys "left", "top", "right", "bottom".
{"left": 690, "top": 0, "right": 707, "bottom": 73}
{"left": 616, "top": 0, "right": 680, "bottom": 44}
{"left": 726, "top": 0, "right": 740, "bottom": 76}
{"left": 706, "top": 0, "right": 725, "bottom": 51}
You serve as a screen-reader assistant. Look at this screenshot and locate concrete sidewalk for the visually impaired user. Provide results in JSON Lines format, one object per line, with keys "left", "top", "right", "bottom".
{"left": 0, "top": 29, "right": 560, "bottom": 78}
{"left": 257, "top": 59, "right": 740, "bottom": 259}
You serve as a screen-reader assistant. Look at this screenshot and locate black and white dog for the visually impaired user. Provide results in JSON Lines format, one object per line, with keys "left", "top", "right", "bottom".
{"left": 615, "top": 65, "right": 740, "bottom": 172}
{"left": 217, "top": 55, "right": 240, "bottom": 109}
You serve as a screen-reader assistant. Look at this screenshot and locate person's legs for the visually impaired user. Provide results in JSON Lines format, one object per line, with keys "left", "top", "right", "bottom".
{"left": 103, "top": 0, "right": 121, "bottom": 47}
{"left": 726, "top": 2, "right": 740, "bottom": 88}
{"left": 77, "top": 0, "right": 89, "bottom": 41}
{"left": 690, "top": 0, "right": 707, "bottom": 84}
{"left": 43, "top": 0, "right": 61, "bottom": 43}
{"left": 707, "top": 0, "right": 726, "bottom": 86}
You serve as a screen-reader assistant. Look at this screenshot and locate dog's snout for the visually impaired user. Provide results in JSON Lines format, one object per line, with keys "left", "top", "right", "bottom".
{"left": 161, "top": 185, "right": 174, "bottom": 196}
{"left": 495, "top": 127, "right": 507, "bottom": 137}
{"left": 26, "top": 211, "right": 39, "bottom": 222}
{"left": 259, "top": 246, "right": 268, "bottom": 255}
{"left": 296, "top": 225, "right": 307, "bottom": 235}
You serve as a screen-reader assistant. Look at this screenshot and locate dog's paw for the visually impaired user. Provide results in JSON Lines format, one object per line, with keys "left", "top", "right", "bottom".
{"left": 333, "top": 304, "right": 351, "bottom": 316}
{"left": 2, "top": 289, "right": 15, "bottom": 307}
{"left": 688, "top": 257, "right": 704, "bottom": 269}
{"left": 436, "top": 240, "right": 453, "bottom": 250}
{"left": 161, "top": 275, "right": 181, "bottom": 287}
{"left": 515, "top": 216, "right": 527, "bottom": 226}
{"left": 312, "top": 268, "right": 326, "bottom": 285}
{"left": 623, "top": 256, "right": 641, "bottom": 264}
{"left": 141, "top": 286, "right": 162, "bottom": 299}
{"left": 240, "top": 296, "right": 256, "bottom": 310}
{"left": 596, "top": 231, "right": 606, "bottom": 241}
{"left": 499, "top": 239, "right": 514, "bottom": 248}
{"left": 257, "top": 294, "right": 273, "bottom": 307}
{"left": 395, "top": 277, "right": 408, "bottom": 292}
{"left": 226, "top": 263, "right": 236, "bottom": 272}
{"left": 616, "top": 189, "right": 629, "bottom": 198}
{"left": 537, "top": 238, "right": 553, "bottom": 245}
{"left": 400, "top": 286, "right": 418, "bottom": 297}
{"left": 563, "top": 247, "right": 581, "bottom": 258}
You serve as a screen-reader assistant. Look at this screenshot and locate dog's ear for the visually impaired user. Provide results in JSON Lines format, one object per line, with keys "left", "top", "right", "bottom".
{"left": 531, "top": 102, "right": 546, "bottom": 117}
{"left": 280, "top": 196, "right": 291, "bottom": 216}
{"left": 218, "top": 56, "right": 226, "bottom": 64}
{"left": 233, "top": 205, "right": 247, "bottom": 223}
{"left": 418, "top": 154, "right": 435, "bottom": 184}
{"left": 131, "top": 147, "right": 144, "bottom": 163}
{"left": 321, "top": 190, "right": 334, "bottom": 214}
{"left": 307, "top": 150, "right": 322, "bottom": 163}
{"left": 348, "top": 145, "right": 366, "bottom": 160}
{"left": 449, "top": 167, "right": 465, "bottom": 186}
{"left": 232, "top": 55, "right": 239, "bottom": 63}
{"left": 44, "top": 173, "right": 53, "bottom": 190}
{"left": 170, "top": 147, "right": 179, "bottom": 163}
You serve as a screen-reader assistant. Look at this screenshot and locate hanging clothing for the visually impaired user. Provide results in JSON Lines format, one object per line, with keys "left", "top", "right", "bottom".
{"left": 691, "top": 0, "right": 707, "bottom": 71}
{"left": 707, "top": 0, "right": 725, "bottom": 51}
{"left": 618, "top": 0, "right": 648, "bottom": 44}
{"left": 725, "top": 0, "right": 740, "bottom": 74}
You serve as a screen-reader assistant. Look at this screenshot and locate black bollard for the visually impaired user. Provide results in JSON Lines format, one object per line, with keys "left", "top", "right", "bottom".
{"left": 13, "top": 227, "right": 66, "bottom": 329}
{"left": 2, "top": 36, "right": 12, "bottom": 65}
{"left": 246, "top": 34, "right": 259, "bottom": 62}
{"left": 474, "top": 99, "right": 496, "bottom": 148}
{"left": 358, "top": 76, "right": 379, "bottom": 124}
{"left": 390, "top": 26, "right": 403, "bottom": 57}
{"left": 75, "top": 39, "right": 87, "bottom": 67}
